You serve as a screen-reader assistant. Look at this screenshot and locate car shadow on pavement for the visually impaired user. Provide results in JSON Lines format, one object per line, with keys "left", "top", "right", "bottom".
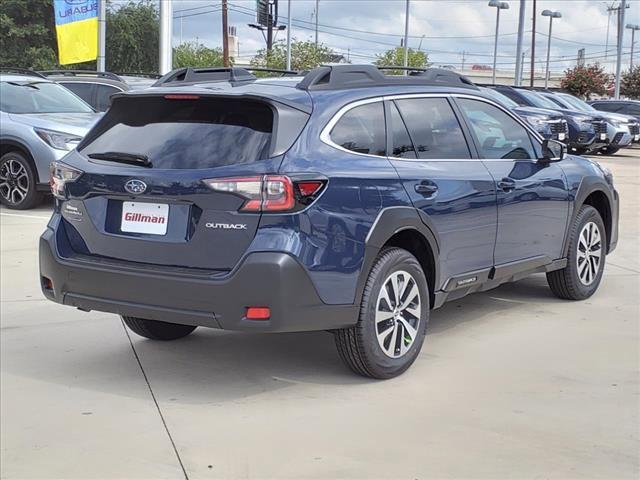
{"left": 3, "top": 274, "right": 563, "bottom": 403}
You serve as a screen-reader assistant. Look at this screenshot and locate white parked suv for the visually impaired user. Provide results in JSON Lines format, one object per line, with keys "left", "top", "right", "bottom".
{"left": 0, "top": 68, "right": 101, "bottom": 209}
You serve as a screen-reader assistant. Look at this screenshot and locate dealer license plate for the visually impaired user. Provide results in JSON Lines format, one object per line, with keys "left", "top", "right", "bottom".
{"left": 121, "top": 202, "right": 169, "bottom": 235}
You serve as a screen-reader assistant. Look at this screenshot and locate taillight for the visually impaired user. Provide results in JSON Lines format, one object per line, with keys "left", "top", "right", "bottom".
{"left": 50, "top": 161, "right": 83, "bottom": 199}
{"left": 203, "top": 175, "right": 325, "bottom": 213}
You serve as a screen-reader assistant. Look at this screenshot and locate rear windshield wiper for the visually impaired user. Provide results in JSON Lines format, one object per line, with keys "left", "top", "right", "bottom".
{"left": 87, "top": 151, "right": 152, "bottom": 168}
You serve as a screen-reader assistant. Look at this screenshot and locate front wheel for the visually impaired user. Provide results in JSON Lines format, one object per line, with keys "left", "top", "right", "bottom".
{"left": 334, "top": 248, "right": 429, "bottom": 379}
{"left": 599, "top": 146, "right": 620, "bottom": 155}
{"left": 121, "top": 316, "right": 197, "bottom": 341}
{"left": 0, "top": 152, "right": 43, "bottom": 210}
{"left": 547, "top": 205, "right": 606, "bottom": 300}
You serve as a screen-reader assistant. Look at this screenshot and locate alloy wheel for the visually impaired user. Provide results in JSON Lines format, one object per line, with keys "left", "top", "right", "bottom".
{"left": 0, "top": 159, "right": 30, "bottom": 205}
{"left": 577, "top": 221, "right": 602, "bottom": 286}
{"left": 375, "top": 270, "right": 421, "bottom": 358}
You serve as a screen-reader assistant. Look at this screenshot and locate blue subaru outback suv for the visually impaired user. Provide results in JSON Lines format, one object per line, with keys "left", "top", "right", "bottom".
{"left": 40, "top": 65, "right": 619, "bottom": 378}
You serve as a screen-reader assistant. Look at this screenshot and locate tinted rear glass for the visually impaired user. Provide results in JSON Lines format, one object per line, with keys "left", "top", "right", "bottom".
{"left": 330, "top": 102, "right": 386, "bottom": 156}
{"left": 80, "top": 97, "right": 273, "bottom": 169}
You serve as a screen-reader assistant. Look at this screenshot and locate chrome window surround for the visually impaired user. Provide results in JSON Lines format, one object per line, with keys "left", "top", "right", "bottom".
{"left": 319, "top": 92, "right": 547, "bottom": 162}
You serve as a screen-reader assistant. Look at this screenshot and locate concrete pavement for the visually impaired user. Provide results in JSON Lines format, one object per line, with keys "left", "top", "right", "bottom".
{"left": 1, "top": 150, "right": 638, "bottom": 479}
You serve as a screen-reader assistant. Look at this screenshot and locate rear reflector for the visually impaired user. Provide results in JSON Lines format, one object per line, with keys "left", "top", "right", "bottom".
{"left": 41, "top": 276, "right": 53, "bottom": 291}
{"left": 246, "top": 307, "right": 271, "bottom": 320}
{"left": 297, "top": 180, "right": 324, "bottom": 197}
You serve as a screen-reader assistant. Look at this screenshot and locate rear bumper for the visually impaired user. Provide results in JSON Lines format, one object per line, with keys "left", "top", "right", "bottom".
{"left": 39, "top": 220, "right": 358, "bottom": 333}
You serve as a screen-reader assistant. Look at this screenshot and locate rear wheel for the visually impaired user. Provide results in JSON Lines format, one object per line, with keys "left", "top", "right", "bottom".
{"left": 121, "top": 316, "right": 197, "bottom": 341}
{"left": 547, "top": 205, "right": 606, "bottom": 300}
{"left": 334, "top": 248, "right": 429, "bottom": 379}
{"left": 0, "top": 151, "right": 43, "bottom": 210}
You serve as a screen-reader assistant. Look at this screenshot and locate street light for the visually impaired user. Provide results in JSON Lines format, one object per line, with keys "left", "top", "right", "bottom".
{"left": 488, "top": 0, "right": 509, "bottom": 84}
{"left": 541, "top": 9, "right": 562, "bottom": 89}
{"left": 626, "top": 24, "right": 640, "bottom": 69}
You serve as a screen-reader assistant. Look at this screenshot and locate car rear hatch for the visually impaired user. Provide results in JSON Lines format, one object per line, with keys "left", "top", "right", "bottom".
{"left": 55, "top": 91, "right": 310, "bottom": 271}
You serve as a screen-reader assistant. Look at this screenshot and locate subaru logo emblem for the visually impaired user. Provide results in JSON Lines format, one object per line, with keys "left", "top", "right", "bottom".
{"left": 124, "top": 179, "right": 147, "bottom": 195}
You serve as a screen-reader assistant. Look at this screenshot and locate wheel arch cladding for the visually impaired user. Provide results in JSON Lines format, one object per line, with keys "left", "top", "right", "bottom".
{"left": 359, "top": 207, "right": 439, "bottom": 309}
{"left": 0, "top": 141, "right": 39, "bottom": 183}
{"left": 582, "top": 190, "right": 612, "bottom": 253}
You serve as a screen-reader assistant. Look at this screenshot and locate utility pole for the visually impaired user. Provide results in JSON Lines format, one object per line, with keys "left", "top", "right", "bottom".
{"left": 159, "top": 0, "right": 172, "bottom": 75}
{"left": 514, "top": 0, "right": 525, "bottom": 85}
{"left": 267, "top": 1, "right": 273, "bottom": 51}
{"left": 403, "top": 0, "right": 410, "bottom": 73}
{"left": 97, "top": 0, "right": 106, "bottom": 71}
{"left": 222, "top": 0, "right": 229, "bottom": 67}
{"left": 315, "top": 0, "right": 319, "bottom": 45}
{"left": 529, "top": 0, "right": 536, "bottom": 86}
{"left": 605, "top": 3, "right": 616, "bottom": 62}
{"left": 286, "top": 0, "right": 292, "bottom": 70}
{"left": 614, "top": 0, "right": 627, "bottom": 98}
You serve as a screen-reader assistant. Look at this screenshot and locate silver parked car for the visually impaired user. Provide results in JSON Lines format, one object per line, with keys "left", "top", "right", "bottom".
{"left": 0, "top": 70, "right": 101, "bottom": 209}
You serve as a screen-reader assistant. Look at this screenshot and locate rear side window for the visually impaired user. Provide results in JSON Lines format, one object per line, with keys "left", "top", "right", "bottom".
{"left": 592, "top": 102, "right": 622, "bottom": 113}
{"left": 458, "top": 98, "right": 536, "bottom": 160}
{"left": 395, "top": 98, "right": 471, "bottom": 159}
{"left": 80, "top": 97, "right": 273, "bottom": 169}
{"left": 95, "top": 85, "right": 121, "bottom": 111}
{"left": 330, "top": 102, "right": 386, "bottom": 156}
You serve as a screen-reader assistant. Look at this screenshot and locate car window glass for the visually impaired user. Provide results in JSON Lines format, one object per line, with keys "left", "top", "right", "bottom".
{"left": 389, "top": 102, "right": 416, "bottom": 159}
{"left": 330, "top": 102, "right": 386, "bottom": 156}
{"left": 458, "top": 98, "right": 536, "bottom": 160}
{"left": 592, "top": 102, "right": 618, "bottom": 112}
{"left": 61, "top": 82, "right": 94, "bottom": 105}
{"left": 395, "top": 98, "right": 470, "bottom": 159}
{"left": 0, "top": 81, "right": 93, "bottom": 113}
{"left": 625, "top": 104, "right": 640, "bottom": 116}
{"left": 494, "top": 88, "right": 526, "bottom": 106}
{"left": 95, "top": 85, "right": 120, "bottom": 111}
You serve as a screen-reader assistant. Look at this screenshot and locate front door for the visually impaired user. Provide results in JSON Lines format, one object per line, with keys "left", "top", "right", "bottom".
{"left": 455, "top": 97, "right": 569, "bottom": 265}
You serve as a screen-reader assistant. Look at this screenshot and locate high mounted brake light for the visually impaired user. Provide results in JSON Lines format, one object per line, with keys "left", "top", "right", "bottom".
{"left": 202, "top": 175, "right": 325, "bottom": 213}
{"left": 163, "top": 94, "right": 200, "bottom": 100}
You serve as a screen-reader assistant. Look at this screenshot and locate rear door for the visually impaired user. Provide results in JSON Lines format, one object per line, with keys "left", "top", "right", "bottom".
{"left": 385, "top": 96, "right": 497, "bottom": 286}
{"left": 62, "top": 94, "right": 304, "bottom": 271}
{"left": 454, "top": 96, "right": 569, "bottom": 265}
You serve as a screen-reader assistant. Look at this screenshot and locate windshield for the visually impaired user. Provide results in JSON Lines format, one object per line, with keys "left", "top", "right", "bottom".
{"left": 558, "top": 94, "right": 597, "bottom": 113}
{"left": 518, "top": 90, "right": 560, "bottom": 109}
{"left": 482, "top": 88, "right": 519, "bottom": 108}
{"left": 0, "top": 81, "right": 94, "bottom": 114}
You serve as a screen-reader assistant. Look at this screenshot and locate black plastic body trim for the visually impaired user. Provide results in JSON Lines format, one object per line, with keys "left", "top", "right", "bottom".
{"left": 40, "top": 224, "right": 358, "bottom": 333}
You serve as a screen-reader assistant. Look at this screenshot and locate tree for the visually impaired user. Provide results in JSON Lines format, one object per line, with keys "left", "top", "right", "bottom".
{"left": 374, "top": 47, "right": 429, "bottom": 75}
{"left": 106, "top": 1, "right": 158, "bottom": 73}
{"left": 173, "top": 42, "right": 225, "bottom": 69}
{"left": 0, "top": 0, "right": 58, "bottom": 70}
{"left": 560, "top": 64, "right": 610, "bottom": 99}
{"left": 621, "top": 66, "right": 640, "bottom": 99}
{"left": 250, "top": 39, "right": 337, "bottom": 72}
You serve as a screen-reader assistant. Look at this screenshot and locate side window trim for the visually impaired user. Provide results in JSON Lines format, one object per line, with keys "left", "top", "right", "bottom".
{"left": 384, "top": 99, "right": 417, "bottom": 159}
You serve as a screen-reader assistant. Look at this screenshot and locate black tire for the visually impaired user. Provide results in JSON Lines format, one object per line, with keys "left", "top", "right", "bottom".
{"left": 0, "top": 151, "right": 43, "bottom": 210}
{"left": 121, "top": 316, "right": 197, "bottom": 341}
{"left": 599, "top": 146, "right": 620, "bottom": 155}
{"left": 547, "top": 205, "right": 607, "bottom": 300}
{"left": 334, "top": 248, "right": 429, "bottom": 379}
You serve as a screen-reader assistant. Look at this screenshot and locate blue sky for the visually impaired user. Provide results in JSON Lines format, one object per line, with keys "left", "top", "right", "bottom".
{"left": 115, "top": 0, "right": 640, "bottom": 73}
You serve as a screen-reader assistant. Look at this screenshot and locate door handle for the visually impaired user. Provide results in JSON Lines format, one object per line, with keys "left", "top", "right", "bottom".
{"left": 498, "top": 178, "right": 516, "bottom": 192}
{"left": 415, "top": 183, "right": 438, "bottom": 195}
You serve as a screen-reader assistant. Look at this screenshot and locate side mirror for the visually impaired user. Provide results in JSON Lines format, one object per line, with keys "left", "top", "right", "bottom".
{"left": 540, "top": 139, "right": 566, "bottom": 163}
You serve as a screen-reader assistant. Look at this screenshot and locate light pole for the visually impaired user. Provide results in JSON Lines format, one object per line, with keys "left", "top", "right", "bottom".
{"left": 541, "top": 9, "right": 561, "bottom": 89}
{"left": 488, "top": 0, "right": 509, "bottom": 85}
{"left": 626, "top": 24, "right": 640, "bottom": 69}
{"left": 403, "top": 0, "right": 410, "bottom": 74}
{"left": 159, "top": 0, "right": 173, "bottom": 75}
{"left": 514, "top": 0, "right": 525, "bottom": 86}
{"left": 615, "top": 0, "right": 627, "bottom": 99}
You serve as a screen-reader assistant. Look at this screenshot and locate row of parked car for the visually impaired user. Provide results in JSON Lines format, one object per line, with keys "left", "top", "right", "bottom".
{"left": 0, "top": 66, "right": 638, "bottom": 210}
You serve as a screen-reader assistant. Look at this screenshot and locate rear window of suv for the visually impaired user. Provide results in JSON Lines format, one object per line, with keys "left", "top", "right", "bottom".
{"left": 80, "top": 96, "right": 274, "bottom": 169}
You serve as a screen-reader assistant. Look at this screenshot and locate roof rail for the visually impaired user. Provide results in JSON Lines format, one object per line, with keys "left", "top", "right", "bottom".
{"left": 153, "top": 67, "right": 256, "bottom": 86}
{"left": 0, "top": 67, "right": 47, "bottom": 79}
{"left": 240, "top": 66, "right": 300, "bottom": 77}
{"left": 114, "top": 72, "right": 162, "bottom": 79}
{"left": 38, "top": 70, "right": 122, "bottom": 81}
{"left": 296, "top": 64, "right": 478, "bottom": 91}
